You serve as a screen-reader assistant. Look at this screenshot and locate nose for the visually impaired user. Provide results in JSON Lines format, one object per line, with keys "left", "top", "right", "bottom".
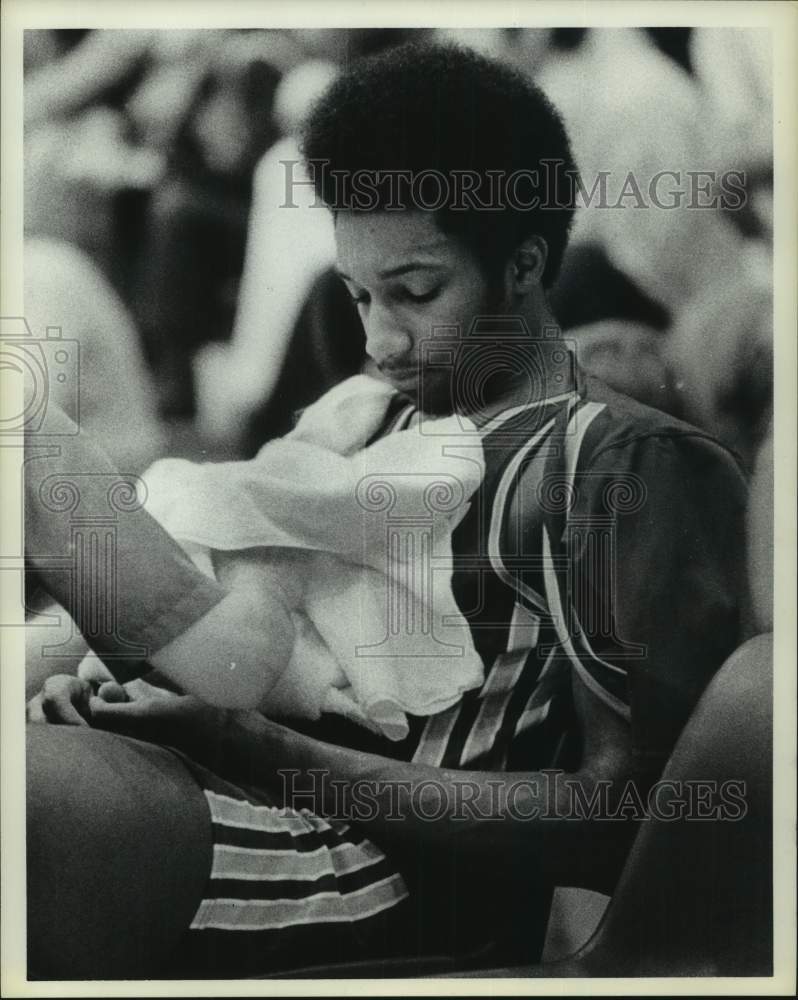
{"left": 362, "top": 302, "right": 413, "bottom": 367}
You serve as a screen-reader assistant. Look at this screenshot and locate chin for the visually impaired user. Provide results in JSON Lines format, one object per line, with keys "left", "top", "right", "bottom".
{"left": 398, "top": 386, "right": 453, "bottom": 417}
{"left": 411, "top": 374, "right": 458, "bottom": 416}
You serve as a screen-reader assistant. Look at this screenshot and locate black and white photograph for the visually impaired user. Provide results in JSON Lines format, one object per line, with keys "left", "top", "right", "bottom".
{"left": 1, "top": 0, "right": 795, "bottom": 993}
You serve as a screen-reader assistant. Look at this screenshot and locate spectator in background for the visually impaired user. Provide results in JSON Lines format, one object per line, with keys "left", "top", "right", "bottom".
{"left": 517, "top": 26, "right": 771, "bottom": 468}
{"left": 662, "top": 27, "right": 772, "bottom": 470}
{"left": 131, "top": 32, "right": 301, "bottom": 418}
{"left": 24, "top": 30, "right": 216, "bottom": 283}
{"left": 193, "top": 59, "right": 340, "bottom": 447}
{"left": 535, "top": 28, "right": 733, "bottom": 316}
{"left": 23, "top": 29, "right": 89, "bottom": 75}
{"left": 24, "top": 29, "right": 224, "bottom": 146}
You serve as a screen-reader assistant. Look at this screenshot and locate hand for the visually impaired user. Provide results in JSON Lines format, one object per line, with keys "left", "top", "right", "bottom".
{"left": 27, "top": 675, "right": 93, "bottom": 726}
{"left": 88, "top": 679, "right": 225, "bottom": 760}
{"left": 78, "top": 656, "right": 131, "bottom": 703}
{"left": 26, "top": 659, "right": 134, "bottom": 725}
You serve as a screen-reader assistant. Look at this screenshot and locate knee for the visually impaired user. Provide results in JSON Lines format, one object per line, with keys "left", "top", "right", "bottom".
{"left": 702, "top": 634, "right": 772, "bottom": 729}
{"left": 675, "top": 635, "right": 773, "bottom": 795}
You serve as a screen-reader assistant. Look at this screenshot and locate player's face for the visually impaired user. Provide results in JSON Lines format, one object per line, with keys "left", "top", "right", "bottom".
{"left": 335, "top": 210, "right": 500, "bottom": 414}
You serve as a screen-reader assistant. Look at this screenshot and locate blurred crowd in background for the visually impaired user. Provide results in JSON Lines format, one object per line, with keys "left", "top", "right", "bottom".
{"left": 23, "top": 26, "right": 773, "bottom": 475}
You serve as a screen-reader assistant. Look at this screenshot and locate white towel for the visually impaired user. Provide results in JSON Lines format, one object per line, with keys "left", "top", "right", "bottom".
{"left": 143, "top": 375, "right": 486, "bottom": 739}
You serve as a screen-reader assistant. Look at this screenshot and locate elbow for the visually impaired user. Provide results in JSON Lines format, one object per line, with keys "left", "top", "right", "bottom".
{"left": 193, "top": 663, "right": 275, "bottom": 711}
{"left": 198, "top": 594, "right": 296, "bottom": 710}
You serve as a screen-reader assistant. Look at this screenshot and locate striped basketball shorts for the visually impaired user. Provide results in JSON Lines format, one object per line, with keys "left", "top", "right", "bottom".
{"left": 165, "top": 750, "right": 412, "bottom": 977}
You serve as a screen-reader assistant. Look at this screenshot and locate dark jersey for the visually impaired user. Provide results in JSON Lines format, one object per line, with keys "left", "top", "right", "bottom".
{"left": 306, "top": 364, "right": 749, "bottom": 779}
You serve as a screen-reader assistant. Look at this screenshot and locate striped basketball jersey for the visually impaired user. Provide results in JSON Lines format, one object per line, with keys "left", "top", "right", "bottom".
{"left": 304, "top": 358, "right": 749, "bottom": 777}
{"left": 170, "top": 358, "right": 749, "bottom": 972}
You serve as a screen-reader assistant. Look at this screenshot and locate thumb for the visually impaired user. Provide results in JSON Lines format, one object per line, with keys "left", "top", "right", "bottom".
{"left": 97, "top": 681, "right": 130, "bottom": 703}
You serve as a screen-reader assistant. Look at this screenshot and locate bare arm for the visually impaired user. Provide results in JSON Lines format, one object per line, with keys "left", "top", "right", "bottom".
{"left": 112, "top": 668, "right": 638, "bottom": 894}
{"left": 25, "top": 398, "right": 294, "bottom": 710}
{"left": 262, "top": 675, "right": 635, "bottom": 891}
{"left": 24, "top": 30, "right": 152, "bottom": 126}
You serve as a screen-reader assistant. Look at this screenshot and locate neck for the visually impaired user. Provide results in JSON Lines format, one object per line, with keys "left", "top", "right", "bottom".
{"left": 456, "top": 304, "right": 578, "bottom": 428}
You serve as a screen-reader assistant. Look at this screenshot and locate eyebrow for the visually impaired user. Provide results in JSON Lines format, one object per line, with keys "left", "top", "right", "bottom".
{"left": 335, "top": 262, "right": 444, "bottom": 282}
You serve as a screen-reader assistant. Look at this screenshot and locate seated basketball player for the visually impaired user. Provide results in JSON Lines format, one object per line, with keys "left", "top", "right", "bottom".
{"left": 26, "top": 42, "right": 749, "bottom": 979}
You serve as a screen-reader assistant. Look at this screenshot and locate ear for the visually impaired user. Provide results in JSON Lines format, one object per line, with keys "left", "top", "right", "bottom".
{"left": 507, "top": 235, "right": 549, "bottom": 297}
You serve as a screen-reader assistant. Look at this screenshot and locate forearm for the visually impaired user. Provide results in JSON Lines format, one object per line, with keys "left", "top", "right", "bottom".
{"left": 218, "top": 713, "right": 636, "bottom": 892}
{"left": 24, "top": 402, "right": 291, "bottom": 710}
{"left": 26, "top": 563, "right": 294, "bottom": 713}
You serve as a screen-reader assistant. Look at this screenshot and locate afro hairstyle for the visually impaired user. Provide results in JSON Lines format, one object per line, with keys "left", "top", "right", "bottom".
{"left": 301, "top": 41, "right": 578, "bottom": 287}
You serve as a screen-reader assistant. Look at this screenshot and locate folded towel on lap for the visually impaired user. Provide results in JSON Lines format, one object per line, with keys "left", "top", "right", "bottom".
{"left": 143, "top": 375, "right": 486, "bottom": 740}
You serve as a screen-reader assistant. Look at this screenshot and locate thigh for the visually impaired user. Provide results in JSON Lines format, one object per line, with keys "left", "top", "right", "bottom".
{"left": 26, "top": 725, "right": 212, "bottom": 980}
{"left": 164, "top": 758, "right": 413, "bottom": 978}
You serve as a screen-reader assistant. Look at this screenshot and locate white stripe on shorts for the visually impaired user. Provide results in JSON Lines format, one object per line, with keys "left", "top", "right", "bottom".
{"left": 204, "top": 791, "right": 332, "bottom": 836}
{"left": 190, "top": 874, "right": 409, "bottom": 931}
{"left": 210, "top": 837, "right": 388, "bottom": 882}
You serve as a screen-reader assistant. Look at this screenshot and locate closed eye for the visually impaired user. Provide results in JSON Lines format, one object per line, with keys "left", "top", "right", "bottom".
{"left": 403, "top": 286, "right": 441, "bottom": 304}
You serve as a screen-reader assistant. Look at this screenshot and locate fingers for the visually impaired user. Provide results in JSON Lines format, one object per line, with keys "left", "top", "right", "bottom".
{"left": 26, "top": 693, "right": 48, "bottom": 724}
{"left": 88, "top": 696, "right": 146, "bottom": 721}
{"left": 39, "top": 676, "right": 92, "bottom": 726}
{"left": 97, "top": 681, "right": 129, "bottom": 704}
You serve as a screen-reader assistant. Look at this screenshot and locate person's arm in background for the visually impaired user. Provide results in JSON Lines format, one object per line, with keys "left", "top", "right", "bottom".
{"left": 193, "top": 136, "right": 337, "bottom": 447}
{"left": 25, "top": 398, "right": 294, "bottom": 712}
{"left": 24, "top": 30, "right": 153, "bottom": 127}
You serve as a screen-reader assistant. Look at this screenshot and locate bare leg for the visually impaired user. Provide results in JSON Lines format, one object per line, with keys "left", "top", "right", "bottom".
{"left": 26, "top": 725, "right": 212, "bottom": 979}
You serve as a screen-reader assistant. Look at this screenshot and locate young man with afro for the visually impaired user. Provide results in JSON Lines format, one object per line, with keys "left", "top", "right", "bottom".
{"left": 25, "top": 42, "right": 749, "bottom": 978}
